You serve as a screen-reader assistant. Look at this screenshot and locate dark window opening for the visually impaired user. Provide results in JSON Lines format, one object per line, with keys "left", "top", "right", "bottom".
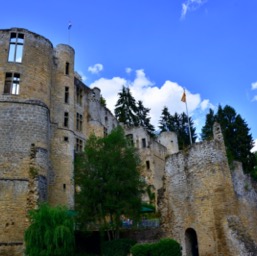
{"left": 76, "top": 113, "right": 83, "bottom": 131}
{"left": 76, "top": 138, "right": 83, "bottom": 152}
{"left": 63, "top": 184, "right": 66, "bottom": 190}
{"left": 64, "top": 87, "right": 69, "bottom": 103}
{"left": 64, "top": 136, "right": 69, "bottom": 142}
{"left": 76, "top": 86, "right": 83, "bottom": 105}
{"left": 146, "top": 161, "right": 150, "bottom": 170}
{"left": 4, "top": 72, "right": 20, "bottom": 95}
{"left": 65, "top": 62, "right": 70, "bottom": 75}
{"left": 142, "top": 138, "right": 146, "bottom": 148}
{"left": 8, "top": 32, "right": 24, "bottom": 63}
{"left": 64, "top": 112, "right": 69, "bottom": 127}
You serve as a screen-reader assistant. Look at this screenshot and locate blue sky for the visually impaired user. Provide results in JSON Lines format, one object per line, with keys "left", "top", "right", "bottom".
{"left": 1, "top": 0, "right": 257, "bottom": 150}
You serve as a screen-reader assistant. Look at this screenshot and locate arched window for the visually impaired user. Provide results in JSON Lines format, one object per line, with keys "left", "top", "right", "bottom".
{"left": 185, "top": 228, "right": 199, "bottom": 256}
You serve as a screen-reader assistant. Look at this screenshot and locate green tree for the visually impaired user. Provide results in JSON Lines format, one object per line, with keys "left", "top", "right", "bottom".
{"left": 159, "top": 107, "right": 197, "bottom": 150}
{"left": 136, "top": 100, "right": 155, "bottom": 137}
{"left": 201, "top": 105, "right": 256, "bottom": 173}
{"left": 75, "top": 126, "right": 144, "bottom": 240}
{"left": 115, "top": 86, "right": 139, "bottom": 126}
{"left": 159, "top": 106, "right": 172, "bottom": 132}
{"left": 24, "top": 203, "right": 75, "bottom": 256}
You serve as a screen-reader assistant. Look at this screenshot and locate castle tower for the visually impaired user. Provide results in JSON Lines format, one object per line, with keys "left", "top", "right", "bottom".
{"left": 0, "top": 28, "right": 53, "bottom": 255}
{"left": 48, "top": 44, "right": 76, "bottom": 207}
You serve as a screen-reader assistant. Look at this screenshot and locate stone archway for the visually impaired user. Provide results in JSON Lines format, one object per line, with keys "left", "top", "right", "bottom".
{"left": 185, "top": 228, "right": 199, "bottom": 256}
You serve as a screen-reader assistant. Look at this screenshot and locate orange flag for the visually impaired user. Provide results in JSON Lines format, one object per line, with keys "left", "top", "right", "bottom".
{"left": 181, "top": 91, "right": 186, "bottom": 102}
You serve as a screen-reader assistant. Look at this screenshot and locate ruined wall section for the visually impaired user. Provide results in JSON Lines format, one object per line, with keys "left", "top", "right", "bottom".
{"left": 160, "top": 123, "right": 257, "bottom": 255}
{"left": 87, "top": 87, "right": 118, "bottom": 137}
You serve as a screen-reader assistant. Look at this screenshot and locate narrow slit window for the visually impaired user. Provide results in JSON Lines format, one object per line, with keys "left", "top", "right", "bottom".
{"left": 8, "top": 33, "right": 24, "bottom": 63}
{"left": 64, "top": 112, "right": 69, "bottom": 127}
{"left": 4, "top": 73, "right": 20, "bottom": 95}
{"left": 63, "top": 184, "right": 66, "bottom": 190}
{"left": 146, "top": 161, "right": 150, "bottom": 170}
{"left": 65, "top": 62, "right": 70, "bottom": 75}
{"left": 64, "top": 87, "right": 69, "bottom": 103}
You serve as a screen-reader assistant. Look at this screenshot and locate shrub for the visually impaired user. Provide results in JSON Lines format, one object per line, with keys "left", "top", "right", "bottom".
{"left": 130, "top": 238, "right": 181, "bottom": 256}
{"left": 102, "top": 238, "right": 136, "bottom": 256}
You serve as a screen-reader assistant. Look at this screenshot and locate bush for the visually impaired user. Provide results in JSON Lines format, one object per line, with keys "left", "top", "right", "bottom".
{"left": 102, "top": 238, "right": 137, "bottom": 256}
{"left": 130, "top": 238, "right": 181, "bottom": 256}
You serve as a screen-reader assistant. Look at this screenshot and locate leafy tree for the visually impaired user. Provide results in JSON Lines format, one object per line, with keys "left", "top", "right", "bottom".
{"left": 24, "top": 203, "right": 75, "bottom": 256}
{"left": 136, "top": 100, "right": 155, "bottom": 137}
{"left": 201, "top": 105, "right": 256, "bottom": 173}
{"left": 75, "top": 126, "right": 144, "bottom": 240}
{"left": 115, "top": 86, "right": 139, "bottom": 126}
{"left": 159, "top": 107, "right": 197, "bottom": 150}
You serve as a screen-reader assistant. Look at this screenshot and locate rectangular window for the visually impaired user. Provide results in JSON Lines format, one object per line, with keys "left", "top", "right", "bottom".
{"left": 65, "top": 62, "right": 70, "bottom": 75}
{"left": 146, "top": 161, "right": 150, "bottom": 170}
{"left": 8, "top": 32, "right": 24, "bottom": 63}
{"left": 76, "top": 113, "right": 83, "bottom": 131}
{"left": 4, "top": 73, "right": 20, "bottom": 95}
{"left": 142, "top": 138, "right": 146, "bottom": 148}
{"left": 64, "top": 87, "right": 69, "bottom": 104}
{"left": 104, "top": 127, "right": 108, "bottom": 137}
{"left": 76, "top": 138, "right": 83, "bottom": 152}
{"left": 64, "top": 136, "right": 69, "bottom": 142}
{"left": 64, "top": 112, "right": 69, "bottom": 127}
{"left": 76, "top": 86, "right": 83, "bottom": 106}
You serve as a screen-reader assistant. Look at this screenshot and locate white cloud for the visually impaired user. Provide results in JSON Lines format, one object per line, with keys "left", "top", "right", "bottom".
{"left": 77, "top": 71, "right": 87, "bottom": 82}
{"left": 252, "top": 82, "right": 257, "bottom": 90}
{"left": 125, "top": 67, "right": 132, "bottom": 74}
{"left": 88, "top": 63, "right": 104, "bottom": 74}
{"left": 181, "top": 0, "right": 208, "bottom": 19}
{"left": 251, "top": 139, "right": 257, "bottom": 153}
{"left": 89, "top": 69, "right": 213, "bottom": 136}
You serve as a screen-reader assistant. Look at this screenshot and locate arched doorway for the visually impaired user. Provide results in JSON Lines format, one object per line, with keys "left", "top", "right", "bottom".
{"left": 185, "top": 228, "right": 199, "bottom": 256}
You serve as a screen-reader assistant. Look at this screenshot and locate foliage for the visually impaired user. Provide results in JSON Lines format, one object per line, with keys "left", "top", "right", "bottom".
{"left": 24, "top": 203, "right": 75, "bottom": 256}
{"left": 75, "top": 126, "right": 145, "bottom": 240}
{"left": 201, "top": 105, "right": 256, "bottom": 173}
{"left": 136, "top": 100, "right": 155, "bottom": 137}
{"left": 102, "top": 238, "right": 137, "bottom": 256}
{"left": 159, "top": 107, "right": 197, "bottom": 149}
{"left": 115, "top": 86, "right": 139, "bottom": 126}
{"left": 114, "top": 86, "right": 155, "bottom": 136}
{"left": 251, "top": 152, "right": 257, "bottom": 181}
{"left": 130, "top": 238, "right": 182, "bottom": 256}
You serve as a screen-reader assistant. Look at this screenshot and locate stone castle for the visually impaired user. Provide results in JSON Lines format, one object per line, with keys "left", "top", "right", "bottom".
{"left": 0, "top": 28, "right": 257, "bottom": 256}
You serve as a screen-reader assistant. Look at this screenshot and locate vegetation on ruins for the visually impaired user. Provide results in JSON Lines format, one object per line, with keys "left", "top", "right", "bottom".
{"left": 201, "top": 105, "right": 256, "bottom": 175}
{"left": 115, "top": 86, "right": 155, "bottom": 136}
{"left": 75, "top": 126, "right": 145, "bottom": 240}
{"left": 159, "top": 106, "right": 197, "bottom": 149}
{"left": 130, "top": 238, "right": 182, "bottom": 256}
{"left": 24, "top": 203, "right": 75, "bottom": 256}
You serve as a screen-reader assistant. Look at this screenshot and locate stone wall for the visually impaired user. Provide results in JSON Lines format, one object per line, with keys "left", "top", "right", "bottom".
{"left": 159, "top": 123, "right": 257, "bottom": 256}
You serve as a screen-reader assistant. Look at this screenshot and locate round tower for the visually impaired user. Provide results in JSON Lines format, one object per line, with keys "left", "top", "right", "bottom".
{"left": 48, "top": 43, "right": 76, "bottom": 207}
{"left": 0, "top": 28, "right": 53, "bottom": 253}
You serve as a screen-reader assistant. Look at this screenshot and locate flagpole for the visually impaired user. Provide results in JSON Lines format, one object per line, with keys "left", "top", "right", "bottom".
{"left": 182, "top": 89, "right": 192, "bottom": 145}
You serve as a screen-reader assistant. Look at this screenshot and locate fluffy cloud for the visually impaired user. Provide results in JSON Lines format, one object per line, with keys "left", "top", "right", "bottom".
{"left": 252, "top": 82, "right": 257, "bottom": 90}
{"left": 89, "top": 69, "right": 213, "bottom": 136}
{"left": 125, "top": 67, "right": 132, "bottom": 74}
{"left": 181, "top": 0, "right": 208, "bottom": 19}
{"left": 88, "top": 63, "right": 104, "bottom": 74}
